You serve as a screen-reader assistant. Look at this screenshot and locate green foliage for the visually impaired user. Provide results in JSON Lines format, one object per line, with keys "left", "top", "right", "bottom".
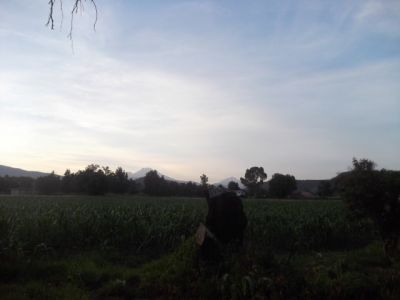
{"left": 0, "top": 195, "right": 398, "bottom": 299}
{"left": 269, "top": 173, "right": 297, "bottom": 198}
{"left": 61, "top": 165, "right": 137, "bottom": 195}
{"left": 0, "top": 196, "right": 375, "bottom": 260}
{"left": 338, "top": 158, "right": 400, "bottom": 255}
{"left": 240, "top": 166, "right": 267, "bottom": 197}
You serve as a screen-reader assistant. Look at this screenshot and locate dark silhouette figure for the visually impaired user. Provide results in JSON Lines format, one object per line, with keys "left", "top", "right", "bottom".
{"left": 198, "top": 189, "right": 247, "bottom": 262}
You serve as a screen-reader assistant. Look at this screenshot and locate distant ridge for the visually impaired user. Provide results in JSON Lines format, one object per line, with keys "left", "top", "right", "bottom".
{"left": 128, "top": 168, "right": 186, "bottom": 183}
{"left": 213, "top": 177, "right": 245, "bottom": 189}
{"left": 0, "top": 165, "right": 49, "bottom": 178}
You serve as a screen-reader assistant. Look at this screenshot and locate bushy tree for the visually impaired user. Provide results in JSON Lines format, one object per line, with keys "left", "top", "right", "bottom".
{"left": 144, "top": 170, "right": 169, "bottom": 196}
{"left": 36, "top": 171, "right": 62, "bottom": 194}
{"left": 269, "top": 173, "right": 297, "bottom": 198}
{"left": 338, "top": 158, "right": 400, "bottom": 256}
{"left": 109, "top": 167, "right": 129, "bottom": 194}
{"left": 317, "top": 180, "right": 333, "bottom": 198}
{"left": 76, "top": 164, "right": 108, "bottom": 195}
{"left": 240, "top": 167, "right": 267, "bottom": 197}
{"left": 228, "top": 181, "right": 239, "bottom": 191}
{"left": 61, "top": 169, "right": 77, "bottom": 193}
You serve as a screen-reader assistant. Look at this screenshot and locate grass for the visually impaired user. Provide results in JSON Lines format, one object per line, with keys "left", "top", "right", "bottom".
{"left": 0, "top": 195, "right": 398, "bottom": 299}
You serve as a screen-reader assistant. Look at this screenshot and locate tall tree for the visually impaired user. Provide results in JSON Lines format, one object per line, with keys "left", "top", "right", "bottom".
{"left": 109, "top": 167, "right": 129, "bottom": 194}
{"left": 338, "top": 158, "right": 400, "bottom": 256}
{"left": 77, "top": 164, "right": 108, "bottom": 195}
{"left": 240, "top": 167, "right": 267, "bottom": 197}
{"left": 61, "top": 169, "right": 76, "bottom": 193}
{"left": 269, "top": 173, "right": 297, "bottom": 198}
{"left": 200, "top": 174, "right": 209, "bottom": 188}
{"left": 144, "top": 170, "right": 168, "bottom": 196}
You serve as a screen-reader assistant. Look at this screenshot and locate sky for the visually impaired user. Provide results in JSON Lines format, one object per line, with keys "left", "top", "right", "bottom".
{"left": 0, "top": 0, "right": 399, "bottom": 182}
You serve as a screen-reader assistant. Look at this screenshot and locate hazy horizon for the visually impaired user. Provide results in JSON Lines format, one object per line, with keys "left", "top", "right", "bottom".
{"left": 1, "top": 0, "right": 399, "bottom": 183}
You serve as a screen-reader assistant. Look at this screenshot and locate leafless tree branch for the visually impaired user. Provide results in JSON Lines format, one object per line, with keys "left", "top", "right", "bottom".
{"left": 46, "top": 0, "right": 55, "bottom": 30}
{"left": 46, "top": 0, "right": 98, "bottom": 40}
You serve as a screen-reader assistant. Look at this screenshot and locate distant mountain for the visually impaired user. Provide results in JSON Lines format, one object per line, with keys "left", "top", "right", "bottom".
{"left": 213, "top": 177, "right": 245, "bottom": 189}
{"left": 128, "top": 168, "right": 185, "bottom": 183}
{"left": 0, "top": 165, "right": 49, "bottom": 178}
{"left": 128, "top": 168, "right": 153, "bottom": 180}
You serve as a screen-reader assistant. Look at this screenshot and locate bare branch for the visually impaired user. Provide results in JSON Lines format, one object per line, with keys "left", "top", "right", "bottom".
{"left": 90, "top": 0, "right": 98, "bottom": 31}
{"left": 59, "top": 0, "right": 64, "bottom": 30}
{"left": 46, "top": 0, "right": 98, "bottom": 40}
{"left": 46, "top": 0, "right": 55, "bottom": 30}
{"left": 68, "top": 0, "right": 80, "bottom": 40}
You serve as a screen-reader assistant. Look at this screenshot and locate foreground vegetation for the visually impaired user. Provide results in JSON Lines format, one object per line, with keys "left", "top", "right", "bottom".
{"left": 1, "top": 195, "right": 399, "bottom": 299}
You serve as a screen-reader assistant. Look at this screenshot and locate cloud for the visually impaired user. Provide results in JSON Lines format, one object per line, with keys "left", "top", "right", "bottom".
{"left": 1, "top": 0, "right": 399, "bottom": 181}
{"left": 354, "top": 0, "right": 400, "bottom": 36}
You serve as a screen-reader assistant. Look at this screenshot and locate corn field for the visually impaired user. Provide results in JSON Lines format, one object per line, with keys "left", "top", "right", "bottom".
{"left": 0, "top": 196, "right": 376, "bottom": 259}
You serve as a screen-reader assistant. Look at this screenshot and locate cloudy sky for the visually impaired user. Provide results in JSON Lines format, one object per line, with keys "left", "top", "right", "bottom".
{"left": 0, "top": 0, "right": 399, "bottom": 182}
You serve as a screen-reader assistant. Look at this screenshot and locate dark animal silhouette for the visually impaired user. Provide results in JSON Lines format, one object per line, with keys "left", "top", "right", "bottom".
{"left": 205, "top": 191, "right": 247, "bottom": 244}
{"left": 198, "top": 189, "right": 247, "bottom": 262}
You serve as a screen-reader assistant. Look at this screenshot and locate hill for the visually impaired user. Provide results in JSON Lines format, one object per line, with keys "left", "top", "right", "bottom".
{"left": 0, "top": 165, "right": 48, "bottom": 178}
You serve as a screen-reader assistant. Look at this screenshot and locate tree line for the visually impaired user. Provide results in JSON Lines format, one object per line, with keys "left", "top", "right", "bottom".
{"left": 0, "top": 165, "right": 204, "bottom": 197}
{"left": 0, "top": 164, "right": 331, "bottom": 198}
{"left": 0, "top": 165, "right": 135, "bottom": 195}
{"left": 0, "top": 161, "right": 382, "bottom": 200}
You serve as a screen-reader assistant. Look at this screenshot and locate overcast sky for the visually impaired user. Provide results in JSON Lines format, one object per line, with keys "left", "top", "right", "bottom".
{"left": 0, "top": 0, "right": 399, "bottom": 182}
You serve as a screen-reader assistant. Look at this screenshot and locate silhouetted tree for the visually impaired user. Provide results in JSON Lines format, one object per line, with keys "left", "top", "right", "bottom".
{"left": 338, "top": 158, "right": 400, "bottom": 256}
{"left": 36, "top": 171, "right": 62, "bottom": 194}
{"left": 269, "top": 173, "right": 297, "bottom": 198}
{"left": 109, "top": 167, "right": 129, "bottom": 194}
{"left": 200, "top": 174, "right": 209, "bottom": 188}
{"left": 228, "top": 181, "right": 239, "bottom": 191}
{"left": 144, "top": 170, "right": 168, "bottom": 196}
{"left": 76, "top": 164, "right": 108, "bottom": 195}
{"left": 317, "top": 180, "right": 333, "bottom": 198}
{"left": 0, "top": 176, "right": 35, "bottom": 194}
{"left": 240, "top": 166, "right": 267, "bottom": 197}
{"left": 61, "top": 169, "right": 77, "bottom": 193}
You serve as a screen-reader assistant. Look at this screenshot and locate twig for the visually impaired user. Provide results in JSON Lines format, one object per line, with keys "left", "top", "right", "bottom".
{"left": 46, "top": 0, "right": 55, "bottom": 30}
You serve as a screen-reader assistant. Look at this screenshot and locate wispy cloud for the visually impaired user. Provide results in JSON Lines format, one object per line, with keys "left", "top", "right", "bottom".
{"left": 0, "top": 0, "right": 399, "bottom": 181}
